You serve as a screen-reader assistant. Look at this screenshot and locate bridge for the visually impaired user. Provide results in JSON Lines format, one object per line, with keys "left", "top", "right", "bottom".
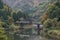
{"left": 15, "top": 21, "right": 43, "bottom": 34}
{"left": 13, "top": 21, "right": 46, "bottom": 40}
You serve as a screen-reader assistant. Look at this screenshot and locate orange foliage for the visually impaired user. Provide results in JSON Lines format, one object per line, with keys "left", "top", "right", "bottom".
{"left": 40, "top": 12, "right": 48, "bottom": 23}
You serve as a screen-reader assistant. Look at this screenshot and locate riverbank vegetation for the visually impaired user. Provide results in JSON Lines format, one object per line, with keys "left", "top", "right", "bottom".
{"left": 40, "top": 0, "right": 60, "bottom": 40}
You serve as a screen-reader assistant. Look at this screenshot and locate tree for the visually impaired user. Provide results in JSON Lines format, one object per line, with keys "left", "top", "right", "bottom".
{"left": 8, "top": 16, "right": 14, "bottom": 25}
{"left": 40, "top": 12, "right": 48, "bottom": 24}
{"left": 43, "top": 19, "right": 52, "bottom": 29}
{"left": 47, "top": 0, "right": 60, "bottom": 19}
{"left": 2, "top": 11, "right": 9, "bottom": 20}
{"left": 0, "top": 0, "right": 3, "bottom": 9}
{"left": 0, "top": 27, "right": 8, "bottom": 40}
{"left": 13, "top": 13, "right": 18, "bottom": 22}
{"left": 16, "top": 11, "right": 30, "bottom": 21}
{"left": 0, "top": 0, "right": 3, "bottom": 17}
{"left": 0, "top": 21, "right": 8, "bottom": 40}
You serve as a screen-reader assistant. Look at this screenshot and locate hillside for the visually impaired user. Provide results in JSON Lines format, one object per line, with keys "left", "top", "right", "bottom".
{"left": 2, "top": 0, "right": 49, "bottom": 12}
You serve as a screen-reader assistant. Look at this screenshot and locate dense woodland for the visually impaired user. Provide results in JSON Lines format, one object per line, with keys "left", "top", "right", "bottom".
{"left": 41, "top": 0, "right": 60, "bottom": 40}
{"left": 0, "top": 0, "right": 60, "bottom": 40}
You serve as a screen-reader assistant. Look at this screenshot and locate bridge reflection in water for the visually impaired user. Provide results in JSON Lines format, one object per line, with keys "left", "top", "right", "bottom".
{"left": 14, "top": 28, "right": 48, "bottom": 40}
{"left": 14, "top": 21, "right": 47, "bottom": 40}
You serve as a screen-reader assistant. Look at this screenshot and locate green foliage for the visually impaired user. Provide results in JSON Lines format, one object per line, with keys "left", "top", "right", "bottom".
{"left": 17, "top": 11, "right": 30, "bottom": 20}
{"left": 42, "top": 18, "right": 59, "bottom": 37}
{"left": 48, "top": 30, "right": 60, "bottom": 40}
{"left": 56, "top": 21, "right": 60, "bottom": 29}
{"left": 43, "top": 18, "right": 58, "bottom": 29}
{"left": 0, "top": 10, "right": 3, "bottom": 17}
{"left": 55, "top": 0, "right": 60, "bottom": 8}
{"left": 42, "top": 1, "right": 60, "bottom": 38}
{"left": 13, "top": 13, "right": 18, "bottom": 22}
{"left": 43, "top": 19, "right": 52, "bottom": 29}
{"left": 0, "top": 27, "right": 8, "bottom": 40}
{"left": 47, "top": 0, "right": 60, "bottom": 19}
{"left": 8, "top": 16, "right": 14, "bottom": 25}
{"left": 0, "top": 21, "right": 8, "bottom": 40}
{"left": 0, "top": 0, "right": 3, "bottom": 9}
{"left": 2, "top": 11, "right": 9, "bottom": 20}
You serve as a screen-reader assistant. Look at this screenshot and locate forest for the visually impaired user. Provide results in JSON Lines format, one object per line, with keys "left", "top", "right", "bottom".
{"left": 0, "top": 0, "right": 60, "bottom": 40}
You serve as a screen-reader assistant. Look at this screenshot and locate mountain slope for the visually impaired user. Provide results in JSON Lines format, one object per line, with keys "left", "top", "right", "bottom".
{"left": 2, "top": 0, "right": 48, "bottom": 10}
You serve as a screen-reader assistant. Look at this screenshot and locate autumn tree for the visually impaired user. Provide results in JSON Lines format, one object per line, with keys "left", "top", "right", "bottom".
{"left": 40, "top": 12, "right": 48, "bottom": 24}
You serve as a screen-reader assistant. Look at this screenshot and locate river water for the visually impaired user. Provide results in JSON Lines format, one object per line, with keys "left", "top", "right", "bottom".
{"left": 13, "top": 28, "right": 54, "bottom": 40}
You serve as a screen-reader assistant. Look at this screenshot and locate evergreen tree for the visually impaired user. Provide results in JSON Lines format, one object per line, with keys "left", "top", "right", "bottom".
{"left": 47, "top": 0, "right": 60, "bottom": 19}
{"left": 0, "top": 0, "right": 3, "bottom": 9}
